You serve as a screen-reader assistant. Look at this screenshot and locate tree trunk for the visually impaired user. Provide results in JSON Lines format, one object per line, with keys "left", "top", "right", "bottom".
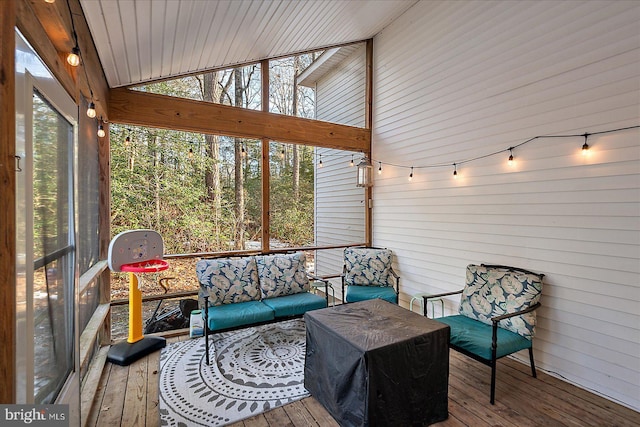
{"left": 234, "top": 68, "right": 245, "bottom": 250}
{"left": 292, "top": 56, "right": 301, "bottom": 202}
{"left": 202, "top": 72, "right": 222, "bottom": 247}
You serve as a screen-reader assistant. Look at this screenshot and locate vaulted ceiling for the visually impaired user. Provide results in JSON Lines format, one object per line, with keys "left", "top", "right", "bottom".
{"left": 79, "top": 0, "right": 418, "bottom": 88}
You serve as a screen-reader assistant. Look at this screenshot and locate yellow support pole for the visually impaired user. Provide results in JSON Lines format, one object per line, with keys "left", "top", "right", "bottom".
{"left": 127, "top": 272, "right": 144, "bottom": 343}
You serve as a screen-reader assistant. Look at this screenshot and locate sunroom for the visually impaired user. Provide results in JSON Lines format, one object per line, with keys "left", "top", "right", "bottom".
{"left": 1, "top": 0, "right": 639, "bottom": 426}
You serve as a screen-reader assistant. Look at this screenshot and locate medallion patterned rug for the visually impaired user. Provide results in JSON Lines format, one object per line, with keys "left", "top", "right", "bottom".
{"left": 159, "top": 318, "right": 309, "bottom": 426}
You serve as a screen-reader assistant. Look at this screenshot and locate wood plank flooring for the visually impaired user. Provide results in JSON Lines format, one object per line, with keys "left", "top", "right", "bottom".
{"left": 87, "top": 335, "right": 640, "bottom": 427}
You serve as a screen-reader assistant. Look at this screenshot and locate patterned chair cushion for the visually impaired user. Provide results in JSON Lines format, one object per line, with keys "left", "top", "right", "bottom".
{"left": 458, "top": 264, "right": 543, "bottom": 339}
{"left": 343, "top": 247, "right": 392, "bottom": 287}
{"left": 255, "top": 252, "right": 310, "bottom": 299}
{"left": 196, "top": 257, "right": 261, "bottom": 306}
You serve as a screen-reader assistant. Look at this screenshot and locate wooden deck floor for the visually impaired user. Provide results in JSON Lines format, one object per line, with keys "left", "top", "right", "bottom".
{"left": 86, "top": 335, "right": 640, "bottom": 427}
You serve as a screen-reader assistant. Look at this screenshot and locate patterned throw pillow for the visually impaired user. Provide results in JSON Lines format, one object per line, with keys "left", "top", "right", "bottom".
{"left": 255, "top": 252, "right": 310, "bottom": 299}
{"left": 458, "top": 264, "right": 543, "bottom": 339}
{"left": 196, "top": 257, "right": 261, "bottom": 306}
{"left": 343, "top": 247, "right": 392, "bottom": 287}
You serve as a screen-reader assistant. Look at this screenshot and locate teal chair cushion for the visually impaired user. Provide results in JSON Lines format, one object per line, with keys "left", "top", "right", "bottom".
{"left": 458, "top": 264, "right": 543, "bottom": 339}
{"left": 262, "top": 292, "right": 327, "bottom": 317}
{"left": 437, "top": 315, "right": 532, "bottom": 360}
{"left": 345, "top": 286, "right": 397, "bottom": 304}
{"left": 205, "top": 301, "right": 274, "bottom": 331}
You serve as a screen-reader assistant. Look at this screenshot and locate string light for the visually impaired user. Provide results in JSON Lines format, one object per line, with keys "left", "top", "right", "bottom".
{"left": 97, "top": 118, "right": 105, "bottom": 138}
{"left": 582, "top": 133, "right": 590, "bottom": 156}
{"left": 65, "top": 0, "right": 81, "bottom": 67}
{"left": 188, "top": 148, "right": 193, "bottom": 159}
{"left": 86, "top": 101, "right": 96, "bottom": 118}
{"left": 367, "top": 126, "right": 637, "bottom": 180}
{"left": 378, "top": 162, "right": 382, "bottom": 175}
{"left": 318, "top": 155, "right": 323, "bottom": 168}
{"left": 241, "top": 144, "right": 247, "bottom": 158}
{"left": 124, "top": 135, "right": 130, "bottom": 146}
{"left": 350, "top": 155, "right": 354, "bottom": 167}
{"left": 280, "top": 146, "right": 286, "bottom": 159}
{"left": 67, "top": 46, "right": 80, "bottom": 67}
{"left": 409, "top": 167, "right": 414, "bottom": 181}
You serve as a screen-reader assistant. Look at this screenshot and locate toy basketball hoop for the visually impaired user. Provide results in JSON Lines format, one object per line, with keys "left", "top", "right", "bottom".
{"left": 120, "top": 259, "right": 169, "bottom": 273}
{"left": 107, "top": 230, "right": 168, "bottom": 366}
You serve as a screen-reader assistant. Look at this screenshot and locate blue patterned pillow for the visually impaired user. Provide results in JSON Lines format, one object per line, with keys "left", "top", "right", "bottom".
{"left": 458, "top": 264, "right": 543, "bottom": 339}
{"left": 255, "top": 253, "right": 310, "bottom": 299}
{"left": 196, "top": 257, "right": 261, "bottom": 306}
{"left": 343, "top": 247, "right": 392, "bottom": 287}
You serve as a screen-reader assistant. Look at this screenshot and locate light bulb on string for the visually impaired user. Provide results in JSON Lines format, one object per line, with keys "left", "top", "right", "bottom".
{"left": 350, "top": 155, "right": 354, "bottom": 167}
{"left": 408, "top": 167, "right": 414, "bottom": 182}
{"left": 188, "top": 148, "right": 193, "bottom": 159}
{"left": 318, "top": 155, "right": 323, "bottom": 168}
{"left": 241, "top": 144, "right": 247, "bottom": 158}
{"left": 124, "top": 135, "right": 130, "bottom": 146}
{"left": 280, "top": 146, "right": 285, "bottom": 159}
{"left": 86, "top": 101, "right": 96, "bottom": 118}
{"left": 67, "top": 46, "right": 80, "bottom": 67}
{"left": 97, "top": 119, "right": 105, "bottom": 138}
{"left": 582, "top": 133, "right": 590, "bottom": 156}
{"left": 378, "top": 162, "right": 382, "bottom": 175}
{"left": 453, "top": 163, "right": 458, "bottom": 179}
{"left": 508, "top": 148, "right": 514, "bottom": 166}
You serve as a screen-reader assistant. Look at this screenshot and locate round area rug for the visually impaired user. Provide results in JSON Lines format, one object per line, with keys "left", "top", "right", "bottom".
{"left": 159, "top": 318, "right": 309, "bottom": 426}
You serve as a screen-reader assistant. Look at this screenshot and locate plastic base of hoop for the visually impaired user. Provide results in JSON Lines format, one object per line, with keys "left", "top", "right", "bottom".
{"left": 107, "top": 336, "right": 166, "bottom": 366}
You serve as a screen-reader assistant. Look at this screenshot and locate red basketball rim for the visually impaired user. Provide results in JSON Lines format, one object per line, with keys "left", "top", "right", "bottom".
{"left": 120, "top": 259, "right": 169, "bottom": 273}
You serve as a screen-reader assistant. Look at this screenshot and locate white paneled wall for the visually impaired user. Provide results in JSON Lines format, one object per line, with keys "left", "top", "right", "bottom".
{"left": 372, "top": 0, "right": 640, "bottom": 410}
{"left": 314, "top": 45, "right": 366, "bottom": 290}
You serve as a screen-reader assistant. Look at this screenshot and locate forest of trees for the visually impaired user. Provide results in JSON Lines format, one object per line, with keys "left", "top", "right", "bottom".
{"left": 110, "top": 55, "right": 318, "bottom": 254}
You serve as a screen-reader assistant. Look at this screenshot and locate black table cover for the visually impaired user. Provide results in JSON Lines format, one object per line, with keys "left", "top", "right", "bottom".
{"left": 304, "top": 299, "right": 450, "bottom": 427}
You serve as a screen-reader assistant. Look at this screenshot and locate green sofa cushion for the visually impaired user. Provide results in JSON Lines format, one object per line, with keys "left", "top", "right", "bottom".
{"left": 262, "top": 292, "right": 326, "bottom": 317}
{"left": 205, "top": 300, "right": 274, "bottom": 331}
{"left": 437, "top": 315, "right": 532, "bottom": 361}
{"left": 345, "top": 286, "right": 397, "bottom": 304}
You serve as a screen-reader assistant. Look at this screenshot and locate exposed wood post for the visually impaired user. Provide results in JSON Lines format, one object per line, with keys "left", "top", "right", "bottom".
{"left": 98, "top": 123, "right": 111, "bottom": 344}
{"left": 364, "top": 39, "right": 374, "bottom": 247}
{"left": 261, "top": 59, "right": 270, "bottom": 252}
{"left": 0, "top": 0, "right": 17, "bottom": 404}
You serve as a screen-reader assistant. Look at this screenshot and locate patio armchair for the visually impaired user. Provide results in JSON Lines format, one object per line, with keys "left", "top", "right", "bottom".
{"left": 341, "top": 247, "right": 399, "bottom": 304}
{"left": 423, "top": 264, "right": 544, "bottom": 404}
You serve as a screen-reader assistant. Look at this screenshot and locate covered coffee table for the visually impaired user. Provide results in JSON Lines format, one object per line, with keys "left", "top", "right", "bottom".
{"left": 304, "top": 299, "right": 450, "bottom": 426}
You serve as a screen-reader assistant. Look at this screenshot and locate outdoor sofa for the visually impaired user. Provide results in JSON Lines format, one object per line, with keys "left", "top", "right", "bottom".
{"left": 196, "top": 251, "right": 328, "bottom": 364}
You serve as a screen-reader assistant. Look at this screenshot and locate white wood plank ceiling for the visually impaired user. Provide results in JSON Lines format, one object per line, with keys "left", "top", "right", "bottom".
{"left": 79, "top": 0, "right": 418, "bottom": 88}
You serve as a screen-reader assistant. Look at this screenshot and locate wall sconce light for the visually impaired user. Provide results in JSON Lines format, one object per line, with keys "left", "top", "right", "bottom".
{"left": 356, "top": 157, "right": 373, "bottom": 187}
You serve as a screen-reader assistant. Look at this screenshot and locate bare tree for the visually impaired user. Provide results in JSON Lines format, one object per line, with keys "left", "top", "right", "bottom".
{"left": 234, "top": 68, "right": 245, "bottom": 249}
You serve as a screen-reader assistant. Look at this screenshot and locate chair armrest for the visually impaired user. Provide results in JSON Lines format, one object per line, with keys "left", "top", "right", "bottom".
{"left": 308, "top": 273, "right": 330, "bottom": 306}
{"left": 490, "top": 302, "right": 541, "bottom": 356}
{"left": 490, "top": 302, "right": 541, "bottom": 324}
{"left": 388, "top": 267, "right": 400, "bottom": 294}
{"left": 422, "top": 289, "right": 463, "bottom": 301}
{"left": 307, "top": 273, "right": 329, "bottom": 284}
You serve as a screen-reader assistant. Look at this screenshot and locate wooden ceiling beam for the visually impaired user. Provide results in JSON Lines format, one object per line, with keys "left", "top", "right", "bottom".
{"left": 109, "top": 88, "right": 370, "bottom": 152}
